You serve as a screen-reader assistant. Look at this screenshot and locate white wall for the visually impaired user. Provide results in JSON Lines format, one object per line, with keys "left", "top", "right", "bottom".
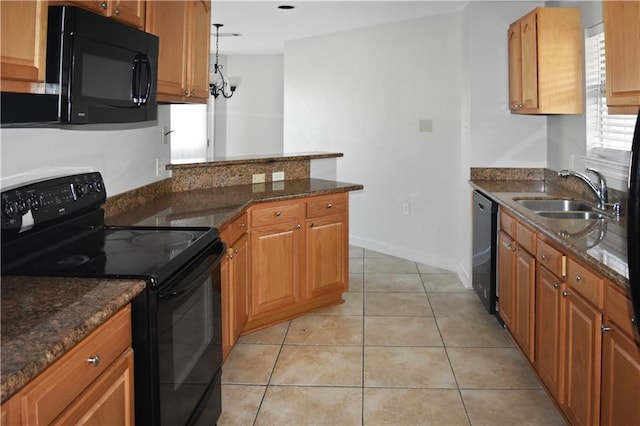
{"left": 214, "top": 54, "right": 284, "bottom": 157}
{"left": 284, "top": 2, "right": 549, "bottom": 286}
{"left": 0, "top": 116, "right": 170, "bottom": 196}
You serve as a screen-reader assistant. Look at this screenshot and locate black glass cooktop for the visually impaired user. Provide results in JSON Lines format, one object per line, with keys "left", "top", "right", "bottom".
{"left": 5, "top": 225, "right": 219, "bottom": 286}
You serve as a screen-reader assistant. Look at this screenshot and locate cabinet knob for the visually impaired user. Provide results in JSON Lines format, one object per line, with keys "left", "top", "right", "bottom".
{"left": 114, "top": 7, "right": 121, "bottom": 15}
{"left": 541, "top": 255, "right": 547, "bottom": 261}
{"left": 100, "top": 1, "right": 108, "bottom": 10}
{"left": 191, "top": 90, "right": 196, "bottom": 95}
{"left": 296, "top": 224, "right": 301, "bottom": 229}
{"left": 575, "top": 274, "right": 582, "bottom": 282}
{"left": 238, "top": 223, "right": 246, "bottom": 228}
{"left": 87, "top": 355, "right": 101, "bottom": 367}
{"left": 310, "top": 223, "right": 314, "bottom": 228}
{"left": 184, "top": 90, "right": 190, "bottom": 96}
{"left": 326, "top": 203, "right": 333, "bottom": 209}
{"left": 601, "top": 324, "right": 612, "bottom": 333}
{"left": 553, "top": 282, "right": 560, "bottom": 289}
{"left": 234, "top": 248, "right": 239, "bottom": 254}
{"left": 275, "top": 211, "right": 282, "bottom": 217}
{"left": 562, "top": 290, "right": 570, "bottom": 298}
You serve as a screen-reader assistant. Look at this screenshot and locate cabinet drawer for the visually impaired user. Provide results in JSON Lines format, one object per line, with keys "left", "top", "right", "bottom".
{"left": 307, "top": 193, "right": 348, "bottom": 218}
{"left": 537, "top": 239, "right": 564, "bottom": 278}
{"left": 566, "top": 258, "right": 604, "bottom": 309}
{"left": 500, "top": 210, "right": 516, "bottom": 238}
{"left": 18, "top": 306, "right": 132, "bottom": 425}
{"left": 230, "top": 212, "right": 249, "bottom": 243}
{"left": 515, "top": 221, "right": 536, "bottom": 254}
{"left": 606, "top": 283, "right": 639, "bottom": 342}
{"left": 251, "top": 201, "right": 303, "bottom": 228}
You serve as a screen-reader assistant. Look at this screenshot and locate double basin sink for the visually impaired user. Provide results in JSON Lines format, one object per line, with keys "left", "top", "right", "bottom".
{"left": 515, "top": 198, "right": 608, "bottom": 220}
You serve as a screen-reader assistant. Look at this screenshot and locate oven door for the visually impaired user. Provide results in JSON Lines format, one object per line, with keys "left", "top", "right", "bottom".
{"left": 135, "top": 241, "right": 225, "bottom": 426}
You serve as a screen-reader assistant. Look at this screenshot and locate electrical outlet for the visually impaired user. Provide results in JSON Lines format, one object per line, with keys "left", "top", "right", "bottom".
{"left": 403, "top": 203, "right": 410, "bottom": 215}
{"left": 252, "top": 173, "right": 266, "bottom": 184}
{"left": 272, "top": 171, "right": 285, "bottom": 181}
{"left": 419, "top": 119, "right": 433, "bottom": 132}
{"left": 155, "top": 158, "right": 163, "bottom": 176}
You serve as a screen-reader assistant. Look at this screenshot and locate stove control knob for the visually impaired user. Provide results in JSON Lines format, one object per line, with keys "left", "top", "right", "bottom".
{"left": 29, "top": 195, "right": 43, "bottom": 211}
{"left": 77, "top": 183, "right": 90, "bottom": 197}
{"left": 3, "top": 200, "right": 19, "bottom": 219}
{"left": 93, "top": 180, "right": 103, "bottom": 193}
{"left": 16, "top": 199, "right": 29, "bottom": 215}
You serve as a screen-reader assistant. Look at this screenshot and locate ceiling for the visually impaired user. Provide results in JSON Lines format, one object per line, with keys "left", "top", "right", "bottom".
{"left": 210, "top": 1, "right": 469, "bottom": 55}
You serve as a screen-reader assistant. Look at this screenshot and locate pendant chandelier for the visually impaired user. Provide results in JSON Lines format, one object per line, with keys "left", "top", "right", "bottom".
{"left": 210, "top": 23, "right": 236, "bottom": 99}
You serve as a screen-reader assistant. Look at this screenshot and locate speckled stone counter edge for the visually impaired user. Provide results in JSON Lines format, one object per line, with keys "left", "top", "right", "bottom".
{"left": 1, "top": 278, "right": 146, "bottom": 403}
{"left": 166, "top": 152, "right": 343, "bottom": 169}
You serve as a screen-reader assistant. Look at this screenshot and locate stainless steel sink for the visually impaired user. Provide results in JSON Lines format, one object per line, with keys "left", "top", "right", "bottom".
{"left": 516, "top": 199, "right": 595, "bottom": 212}
{"left": 537, "top": 211, "right": 607, "bottom": 220}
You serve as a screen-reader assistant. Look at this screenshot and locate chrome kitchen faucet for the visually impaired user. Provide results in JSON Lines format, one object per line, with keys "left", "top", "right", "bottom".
{"left": 558, "top": 168, "right": 621, "bottom": 216}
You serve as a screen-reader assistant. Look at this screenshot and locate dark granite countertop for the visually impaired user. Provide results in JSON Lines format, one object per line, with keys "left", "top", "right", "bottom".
{"left": 107, "top": 178, "right": 364, "bottom": 228}
{"left": 470, "top": 179, "right": 629, "bottom": 291}
{"left": 167, "top": 152, "right": 343, "bottom": 170}
{"left": 1, "top": 277, "right": 146, "bottom": 403}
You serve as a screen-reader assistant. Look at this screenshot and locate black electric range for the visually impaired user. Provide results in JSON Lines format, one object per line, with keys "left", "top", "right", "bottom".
{"left": 1, "top": 172, "right": 225, "bottom": 425}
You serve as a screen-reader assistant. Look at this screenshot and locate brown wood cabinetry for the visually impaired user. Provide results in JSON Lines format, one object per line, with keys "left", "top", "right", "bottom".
{"left": 244, "top": 193, "right": 349, "bottom": 333}
{"left": 0, "top": 1, "right": 48, "bottom": 93}
{"left": 562, "top": 288, "right": 602, "bottom": 426}
{"left": 603, "top": 0, "right": 640, "bottom": 113}
{"left": 1, "top": 306, "right": 134, "bottom": 425}
{"left": 145, "top": 0, "right": 211, "bottom": 103}
{"left": 507, "top": 7, "right": 583, "bottom": 114}
{"left": 56, "top": 1, "right": 146, "bottom": 28}
{"left": 497, "top": 210, "right": 536, "bottom": 362}
{"left": 221, "top": 212, "right": 250, "bottom": 361}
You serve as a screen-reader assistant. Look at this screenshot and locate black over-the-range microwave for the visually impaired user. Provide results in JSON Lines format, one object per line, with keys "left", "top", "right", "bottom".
{"left": 1, "top": 6, "right": 159, "bottom": 125}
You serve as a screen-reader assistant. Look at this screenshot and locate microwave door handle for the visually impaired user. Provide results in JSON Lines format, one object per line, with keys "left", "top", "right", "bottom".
{"left": 132, "top": 54, "right": 143, "bottom": 106}
{"left": 141, "top": 54, "right": 152, "bottom": 105}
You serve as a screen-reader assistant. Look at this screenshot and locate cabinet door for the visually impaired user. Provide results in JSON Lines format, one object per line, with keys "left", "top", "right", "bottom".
{"left": 603, "top": 0, "right": 640, "bottom": 112}
{"left": 600, "top": 326, "right": 640, "bottom": 426}
{"left": 145, "top": 1, "right": 188, "bottom": 99}
{"left": 186, "top": 1, "right": 210, "bottom": 102}
{"left": 514, "top": 247, "right": 535, "bottom": 362}
{"left": 0, "top": 1, "right": 48, "bottom": 92}
{"left": 111, "top": 0, "right": 146, "bottom": 28}
{"left": 52, "top": 349, "right": 134, "bottom": 425}
{"left": 306, "top": 215, "right": 348, "bottom": 299}
{"left": 498, "top": 231, "right": 516, "bottom": 329}
{"left": 220, "top": 238, "right": 233, "bottom": 360}
{"left": 563, "top": 291, "right": 602, "bottom": 426}
{"left": 520, "top": 11, "right": 538, "bottom": 110}
{"left": 535, "top": 265, "right": 564, "bottom": 401}
{"left": 508, "top": 21, "right": 523, "bottom": 110}
{"left": 250, "top": 222, "right": 304, "bottom": 317}
{"left": 231, "top": 233, "right": 249, "bottom": 341}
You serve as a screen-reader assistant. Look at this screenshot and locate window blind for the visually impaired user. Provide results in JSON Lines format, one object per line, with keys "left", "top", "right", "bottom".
{"left": 585, "top": 27, "right": 637, "bottom": 164}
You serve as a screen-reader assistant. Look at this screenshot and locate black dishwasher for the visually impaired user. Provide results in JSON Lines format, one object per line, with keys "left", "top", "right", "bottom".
{"left": 472, "top": 190, "right": 498, "bottom": 314}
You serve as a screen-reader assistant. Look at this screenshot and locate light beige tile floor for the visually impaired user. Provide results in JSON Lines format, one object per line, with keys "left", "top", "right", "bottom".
{"left": 218, "top": 247, "right": 567, "bottom": 426}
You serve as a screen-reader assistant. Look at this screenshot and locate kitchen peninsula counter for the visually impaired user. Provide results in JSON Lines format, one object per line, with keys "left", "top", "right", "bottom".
{"left": 107, "top": 178, "right": 364, "bottom": 228}
{"left": 0, "top": 277, "right": 145, "bottom": 403}
{"left": 469, "top": 176, "right": 629, "bottom": 291}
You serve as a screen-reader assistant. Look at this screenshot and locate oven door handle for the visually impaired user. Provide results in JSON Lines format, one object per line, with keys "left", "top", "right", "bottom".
{"left": 158, "top": 241, "right": 225, "bottom": 302}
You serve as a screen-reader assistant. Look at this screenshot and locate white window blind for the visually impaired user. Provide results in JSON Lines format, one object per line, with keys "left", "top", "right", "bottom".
{"left": 585, "top": 25, "right": 637, "bottom": 164}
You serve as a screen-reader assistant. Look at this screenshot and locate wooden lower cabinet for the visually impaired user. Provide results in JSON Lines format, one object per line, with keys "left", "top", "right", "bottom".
{"left": 600, "top": 326, "right": 640, "bottom": 426}
{"left": 1, "top": 305, "right": 134, "bottom": 425}
{"left": 535, "top": 264, "right": 565, "bottom": 401}
{"left": 498, "top": 230, "right": 516, "bottom": 330}
{"left": 306, "top": 215, "right": 348, "bottom": 299}
{"left": 514, "top": 246, "right": 535, "bottom": 362}
{"left": 562, "top": 290, "right": 602, "bottom": 426}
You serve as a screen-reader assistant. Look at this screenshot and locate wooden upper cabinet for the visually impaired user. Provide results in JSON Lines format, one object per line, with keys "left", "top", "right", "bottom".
{"left": 52, "top": 1, "right": 146, "bottom": 28}
{"left": 508, "top": 7, "right": 583, "bottom": 114}
{"left": 603, "top": 0, "right": 640, "bottom": 114}
{"left": 0, "top": 1, "right": 48, "bottom": 93}
{"left": 145, "top": 0, "right": 211, "bottom": 104}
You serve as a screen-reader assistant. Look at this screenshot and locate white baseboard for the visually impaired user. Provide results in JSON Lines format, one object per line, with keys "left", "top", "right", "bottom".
{"left": 349, "top": 235, "right": 472, "bottom": 289}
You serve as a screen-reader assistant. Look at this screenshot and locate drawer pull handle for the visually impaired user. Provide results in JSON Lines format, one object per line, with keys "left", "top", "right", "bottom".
{"left": 100, "top": 1, "right": 107, "bottom": 9}
{"left": 114, "top": 7, "right": 121, "bottom": 15}
{"left": 275, "top": 211, "right": 282, "bottom": 217}
{"left": 601, "top": 324, "right": 611, "bottom": 333}
{"left": 562, "top": 291, "right": 570, "bottom": 298}
{"left": 575, "top": 274, "right": 582, "bottom": 282}
{"left": 87, "top": 355, "right": 100, "bottom": 367}
{"left": 327, "top": 203, "right": 333, "bottom": 209}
